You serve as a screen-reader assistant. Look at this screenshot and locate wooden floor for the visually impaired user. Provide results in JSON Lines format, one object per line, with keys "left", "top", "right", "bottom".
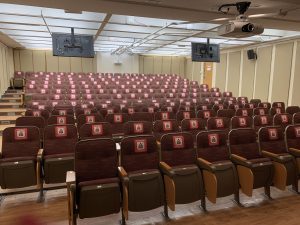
{"left": 0, "top": 185, "right": 300, "bottom": 225}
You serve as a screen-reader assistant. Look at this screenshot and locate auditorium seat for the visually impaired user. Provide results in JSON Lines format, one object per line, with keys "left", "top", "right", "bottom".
{"left": 47, "top": 115, "right": 76, "bottom": 125}
{"left": 229, "top": 128, "right": 273, "bottom": 198}
{"left": 207, "top": 117, "right": 230, "bottom": 134}
{"left": 154, "top": 111, "right": 176, "bottom": 121}
{"left": 159, "top": 132, "right": 205, "bottom": 211}
{"left": 285, "top": 125, "right": 300, "bottom": 174}
{"left": 75, "top": 108, "right": 98, "bottom": 118}
{"left": 105, "top": 113, "right": 130, "bottom": 136}
{"left": 235, "top": 108, "right": 253, "bottom": 117}
{"left": 25, "top": 109, "right": 50, "bottom": 121}
{"left": 286, "top": 106, "right": 300, "bottom": 115}
{"left": 217, "top": 109, "right": 235, "bottom": 119}
{"left": 176, "top": 110, "right": 196, "bottom": 121}
{"left": 197, "top": 109, "right": 216, "bottom": 121}
{"left": 272, "top": 102, "right": 285, "bottom": 109}
{"left": 181, "top": 118, "right": 206, "bottom": 142}
{"left": 119, "top": 135, "right": 165, "bottom": 221}
{"left": 42, "top": 124, "right": 78, "bottom": 185}
{"left": 16, "top": 116, "right": 45, "bottom": 140}
{"left": 270, "top": 107, "right": 286, "bottom": 116}
{"left": 294, "top": 112, "right": 300, "bottom": 124}
{"left": 78, "top": 121, "right": 112, "bottom": 139}
{"left": 258, "top": 102, "right": 271, "bottom": 109}
{"left": 66, "top": 138, "right": 120, "bottom": 224}
{"left": 253, "top": 107, "right": 269, "bottom": 116}
{"left": 131, "top": 112, "right": 154, "bottom": 122}
{"left": 123, "top": 121, "right": 153, "bottom": 136}
{"left": 258, "top": 126, "right": 298, "bottom": 192}
{"left": 273, "top": 113, "right": 292, "bottom": 129}
{"left": 196, "top": 130, "right": 239, "bottom": 204}
{"left": 153, "top": 119, "right": 180, "bottom": 142}
{"left": 77, "top": 114, "right": 104, "bottom": 129}
{"left": 253, "top": 115, "right": 273, "bottom": 132}
{"left": 0, "top": 127, "right": 41, "bottom": 190}
{"left": 231, "top": 116, "right": 253, "bottom": 129}
{"left": 250, "top": 99, "right": 262, "bottom": 107}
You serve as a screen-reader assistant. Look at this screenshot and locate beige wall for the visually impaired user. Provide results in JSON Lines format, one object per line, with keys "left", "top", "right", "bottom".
{"left": 13, "top": 49, "right": 97, "bottom": 73}
{"left": 0, "top": 42, "right": 14, "bottom": 95}
{"left": 213, "top": 38, "right": 300, "bottom": 106}
{"left": 139, "top": 55, "right": 186, "bottom": 77}
{"left": 97, "top": 52, "right": 139, "bottom": 73}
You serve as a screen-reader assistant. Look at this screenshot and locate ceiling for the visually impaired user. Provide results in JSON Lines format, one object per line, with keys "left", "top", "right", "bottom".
{"left": 1, "top": 1, "right": 300, "bottom": 55}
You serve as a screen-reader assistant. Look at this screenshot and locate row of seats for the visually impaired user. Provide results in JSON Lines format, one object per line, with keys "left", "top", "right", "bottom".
{"left": 1, "top": 125, "right": 300, "bottom": 224}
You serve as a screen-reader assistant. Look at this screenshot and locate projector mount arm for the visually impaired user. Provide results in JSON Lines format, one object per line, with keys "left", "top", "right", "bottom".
{"left": 218, "top": 1, "right": 251, "bottom": 15}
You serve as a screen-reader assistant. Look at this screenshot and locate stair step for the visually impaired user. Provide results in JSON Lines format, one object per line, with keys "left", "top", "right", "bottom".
{"left": 0, "top": 102, "right": 22, "bottom": 108}
{"left": 0, "top": 108, "right": 26, "bottom": 116}
{"left": 6, "top": 90, "right": 23, "bottom": 94}
{"left": 0, "top": 98, "right": 22, "bottom": 103}
{"left": 0, "top": 116, "right": 19, "bottom": 124}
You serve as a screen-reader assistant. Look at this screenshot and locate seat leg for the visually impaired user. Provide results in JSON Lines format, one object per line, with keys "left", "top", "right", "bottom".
{"left": 0, "top": 193, "right": 4, "bottom": 205}
{"left": 37, "top": 183, "right": 45, "bottom": 203}
{"left": 120, "top": 211, "right": 126, "bottom": 225}
{"left": 264, "top": 185, "right": 271, "bottom": 199}
{"left": 162, "top": 203, "right": 170, "bottom": 219}
{"left": 233, "top": 190, "right": 242, "bottom": 206}
{"left": 200, "top": 195, "right": 207, "bottom": 212}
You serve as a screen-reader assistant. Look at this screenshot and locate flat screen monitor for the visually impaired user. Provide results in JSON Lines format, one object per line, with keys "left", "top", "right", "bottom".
{"left": 191, "top": 42, "right": 220, "bottom": 62}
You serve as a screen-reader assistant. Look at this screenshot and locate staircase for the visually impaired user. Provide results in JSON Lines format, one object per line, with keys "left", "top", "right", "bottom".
{"left": 0, "top": 89, "right": 25, "bottom": 148}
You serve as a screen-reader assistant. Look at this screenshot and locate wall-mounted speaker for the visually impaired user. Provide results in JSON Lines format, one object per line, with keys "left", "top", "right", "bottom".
{"left": 247, "top": 49, "right": 257, "bottom": 60}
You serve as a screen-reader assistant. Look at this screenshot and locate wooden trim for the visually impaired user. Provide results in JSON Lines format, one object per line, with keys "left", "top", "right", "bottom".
{"left": 164, "top": 175, "right": 175, "bottom": 211}
{"left": 237, "top": 165, "right": 254, "bottom": 197}
{"left": 273, "top": 161, "right": 287, "bottom": 191}
{"left": 203, "top": 170, "right": 217, "bottom": 204}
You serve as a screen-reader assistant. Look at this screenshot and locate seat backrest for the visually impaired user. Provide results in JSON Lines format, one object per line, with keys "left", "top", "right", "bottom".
{"left": 229, "top": 128, "right": 261, "bottom": 160}
{"left": 75, "top": 108, "right": 98, "bottom": 118}
{"left": 258, "top": 126, "right": 286, "bottom": 154}
{"left": 253, "top": 107, "right": 269, "bottom": 116}
{"left": 123, "top": 121, "right": 153, "bottom": 136}
{"left": 25, "top": 109, "right": 50, "bottom": 120}
{"left": 105, "top": 113, "right": 131, "bottom": 135}
{"left": 120, "top": 135, "right": 159, "bottom": 172}
{"left": 293, "top": 112, "right": 300, "bottom": 124}
{"left": 250, "top": 99, "right": 261, "bottom": 107}
{"left": 51, "top": 108, "right": 74, "bottom": 116}
{"left": 75, "top": 138, "right": 118, "bottom": 183}
{"left": 217, "top": 109, "right": 235, "bottom": 118}
{"left": 270, "top": 107, "right": 286, "bottom": 116}
{"left": 181, "top": 118, "right": 206, "bottom": 133}
{"left": 16, "top": 116, "right": 45, "bottom": 129}
{"left": 231, "top": 116, "right": 253, "bottom": 129}
{"left": 286, "top": 106, "right": 300, "bottom": 115}
{"left": 176, "top": 111, "right": 196, "bottom": 121}
{"left": 160, "top": 132, "right": 196, "bottom": 167}
{"left": 235, "top": 108, "right": 253, "bottom": 117}
{"left": 273, "top": 113, "right": 292, "bottom": 129}
{"left": 153, "top": 119, "right": 180, "bottom": 134}
{"left": 285, "top": 125, "right": 300, "bottom": 150}
{"left": 258, "top": 102, "right": 271, "bottom": 109}
{"left": 47, "top": 115, "right": 75, "bottom": 125}
{"left": 253, "top": 115, "right": 273, "bottom": 131}
{"left": 207, "top": 117, "right": 230, "bottom": 131}
{"left": 2, "top": 126, "right": 40, "bottom": 159}
{"left": 196, "top": 130, "right": 229, "bottom": 162}
{"left": 272, "top": 102, "right": 285, "bottom": 109}
{"left": 131, "top": 112, "right": 154, "bottom": 122}
{"left": 77, "top": 114, "right": 104, "bottom": 129}
{"left": 154, "top": 111, "right": 175, "bottom": 121}
{"left": 197, "top": 109, "right": 216, "bottom": 120}
{"left": 43, "top": 124, "right": 78, "bottom": 156}
{"left": 79, "top": 122, "right": 112, "bottom": 140}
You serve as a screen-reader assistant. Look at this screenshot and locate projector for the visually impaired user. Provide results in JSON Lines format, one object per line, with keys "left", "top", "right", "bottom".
{"left": 217, "top": 16, "right": 264, "bottom": 38}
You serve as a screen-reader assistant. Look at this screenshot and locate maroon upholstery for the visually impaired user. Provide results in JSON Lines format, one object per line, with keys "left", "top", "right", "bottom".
{"left": 258, "top": 102, "right": 271, "bottom": 109}
{"left": 253, "top": 115, "right": 273, "bottom": 132}
{"left": 176, "top": 111, "right": 196, "bottom": 121}
{"left": 75, "top": 138, "right": 118, "bottom": 184}
{"left": 231, "top": 116, "right": 253, "bottom": 129}
{"left": 1, "top": 126, "right": 40, "bottom": 159}
{"left": 131, "top": 112, "right": 154, "bottom": 122}
{"left": 258, "top": 126, "right": 287, "bottom": 155}
{"left": 273, "top": 113, "right": 292, "bottom": 129}
{"left": 196, "top": 130, "right": 229, "bottom": 163}
{"left": 217, "top": 109, "right": 235, "bottom": 118}
{"left": 105, "top": 113, "right": 130, "bottom": 135}
{"left": 154, "top": 111, "right": 175, "bottom": 121}
{"left": 25, "top": 109, "right": 50, "bottom": 120}
{"left": 286, "top": 106, "right": 300, "bottom": 115}
{"left": 43, "top": 124, "right": 78, "bottom": 156}
{"left": 294, "top": 112, "right": 300, "bottom": 124}
{"left": 160, "top": 132, "right": 196, "bottom": 167}
{"left": 51, "top": 108, "right": 74, "bottom": 116}
{"left": 197, "top": 110, "right": 216, "bottom": 120}
{"left": 235, "top": 108, "right": 253, "bottom": 117}
{"left": 123, "top": 121, "right": 153, "bottom": 136}
{"left": 229, "top": 128, "right": 262, "bottom": 160}
{"left": 47, "top": 115, "right": 75, "bottom": 125}
{"left": 16, "top": 116, "right": 45, "bottom": 129}
{"left": 253, "top": 107, "right": 269, "bottom": 116}
{"left": 270, "top": 107, "right": 286, "bottom": 116}
{"left": 77, "top": 114, "right": 104, "bottom": 129}
{"left": 285, "top": 125, "right": 300, "bottom": 150}
{"left": 272, "top": 102, "right": 285, "bottom": 109}
{"left": 181, "top": 118, "right": 206, "bottom": 138}
{"left": 120, "top": 135, "right": 159, "bottom": 172}
{"left": 75, "top": 108, "right": 98, "bottom": 118}
{"left": 153, "top": 119, "right": 180, "bottom": 141}
{"left": 207, "top": 117, "right": 230, "bottom": 132}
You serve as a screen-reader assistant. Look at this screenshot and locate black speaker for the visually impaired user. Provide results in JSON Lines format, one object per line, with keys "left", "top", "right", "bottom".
{"left": 247, "top": 49, "right": 257, "bottom": 60}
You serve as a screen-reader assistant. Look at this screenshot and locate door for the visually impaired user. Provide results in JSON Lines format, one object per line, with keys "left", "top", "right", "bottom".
{"left": 203, "top": 62, "right": 213, "bottom": 88}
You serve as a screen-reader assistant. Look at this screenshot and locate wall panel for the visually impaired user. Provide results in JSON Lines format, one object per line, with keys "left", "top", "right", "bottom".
{"left": 19, "top": 50, "right": 33, "bottom": 72}
{"left": 70, "top": 57, "right": 82, "bottom": 72}
{"left": 241, "top": 49, "right": 256, "bottom": 97}
{"left": 13, "top": 50, "right": 20, "bottom": 71}
{"left": 227, "top": 51, "right": 241, "bottom": 96}
{"left": 162, "top": 56, "right": 171, "bottom": 74}
{"left": 291, "top": 41, "right": 300, "bottom": 106}
{"left": 45, "top": 51, "right": 59, "bottom": 72}
{"left": 171, "top": 57, "right": 180, "bottom": 74}
{"left": 33, "top": 50, "right": 46, "bottom": 72}
{"left": 58, "top": 57, "right": 71, "bottom": 72}
{"left": 153, "top": 56, "right": 162, "bottom": 74}
{"left": 143, "top": 56, "right": 154, "bottom": 74}
{"left": 254, "top": 46, "right": 272, "bottom": 101}
{"left": 82, "top": 58, "right": 93, "bottom": 73}
{"left": 215, "top": 53, "right": 227, "bottom": 91}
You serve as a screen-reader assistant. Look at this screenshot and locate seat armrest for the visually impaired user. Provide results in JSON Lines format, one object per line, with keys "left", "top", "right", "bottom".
{"left": 197, "top": 158, "right": 212, "bottom": 171}
{"left": 231, "top": 154, "right": 250, "bottom": 167}
{"left": 159, "top": 161, "right": 175, "bottom": 178}
{"left": 118, "top": 166, "right": 129, "bottom": 184}
{"left": 262, "top": 150, "right": 293, "bottom": 163}
{"left": 289, "top": 148, "right": 300, "bottom": 157}
{"left": 66, "top": 171, "right": 76, "bottom": 185}
{"left": 37, "top": 149, "right": 44, "bottom": 162}
{"left": 0, "top": 151, "right": 2, "bottom": 159}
